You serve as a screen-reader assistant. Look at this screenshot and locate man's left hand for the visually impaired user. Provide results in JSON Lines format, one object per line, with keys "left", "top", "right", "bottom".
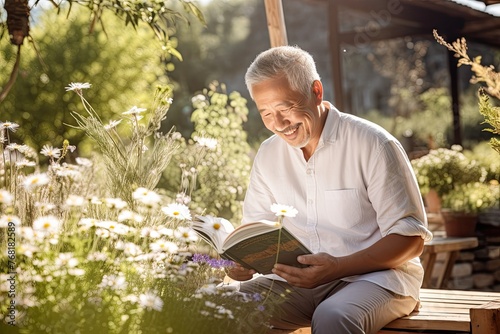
{"left": 271, "top": 252, "right": 338, "bottom": 288}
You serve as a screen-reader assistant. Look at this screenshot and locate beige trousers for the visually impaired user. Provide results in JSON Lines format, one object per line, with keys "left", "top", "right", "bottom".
{"left": 238, "top": 277, "right": 417, "bottom": 334}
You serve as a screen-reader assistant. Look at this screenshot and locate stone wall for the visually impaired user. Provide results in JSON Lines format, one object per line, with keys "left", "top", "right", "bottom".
{"left": 445, "top": 222, "right": 500, "bottom": 291}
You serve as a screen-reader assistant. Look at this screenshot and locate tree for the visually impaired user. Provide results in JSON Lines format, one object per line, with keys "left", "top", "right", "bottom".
{"left": 0, "top": 0, "right": 204, "bottom": 102}
{"left": 0, "top": 8, "right": 171, "bottom": 152}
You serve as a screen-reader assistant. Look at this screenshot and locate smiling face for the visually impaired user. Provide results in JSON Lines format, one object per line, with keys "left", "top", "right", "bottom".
{"left": 252, "top": 75, "right": 326, "bottom": 159}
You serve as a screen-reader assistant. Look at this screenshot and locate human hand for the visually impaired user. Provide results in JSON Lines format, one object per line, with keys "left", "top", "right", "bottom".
{"left": 226, "top": 263, "right": 256, "bottom": 281}
{"left": 272, "top": 252, "right": 338, "bottom": 288}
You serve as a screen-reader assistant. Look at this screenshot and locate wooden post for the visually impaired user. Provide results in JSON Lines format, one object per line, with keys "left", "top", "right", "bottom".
{"left": 263, "top": 0, "right": 288, "bottom": 47}
{"left": 470, "top": 300, "right": 500, "bottom": 334}
{"left": 328, "top": 0, "right": 344, "bottom": 111}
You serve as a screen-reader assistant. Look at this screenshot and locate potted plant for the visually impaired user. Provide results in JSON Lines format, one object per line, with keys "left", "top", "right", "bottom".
{"left": 440, "top": 181, "right": 500, "bottom": 237}
{"left": 411, "top": 145, "right": 487, "bottom": 213}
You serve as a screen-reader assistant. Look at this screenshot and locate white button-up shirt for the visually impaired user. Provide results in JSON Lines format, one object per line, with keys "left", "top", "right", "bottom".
{"left": 242, "top": 104, "right": 433, "bottom": 301}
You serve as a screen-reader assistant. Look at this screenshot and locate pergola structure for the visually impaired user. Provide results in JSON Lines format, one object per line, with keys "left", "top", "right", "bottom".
{"left": 264, "top": 0, "right": 500, "bottom": 145}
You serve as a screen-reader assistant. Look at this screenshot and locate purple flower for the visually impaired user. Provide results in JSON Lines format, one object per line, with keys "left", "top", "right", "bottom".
{"left": 192, "top": 253, "right": 234, "bottom": 269}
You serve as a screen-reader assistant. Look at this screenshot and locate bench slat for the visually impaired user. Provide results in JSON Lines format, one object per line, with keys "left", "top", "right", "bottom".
{"left": 289, "top": 288, "right": 500, "bottom": 333}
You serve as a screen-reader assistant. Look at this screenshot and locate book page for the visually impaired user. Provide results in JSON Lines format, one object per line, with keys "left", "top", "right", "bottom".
{"left": 222, "top": 227, "right": 311, "bottom": 274}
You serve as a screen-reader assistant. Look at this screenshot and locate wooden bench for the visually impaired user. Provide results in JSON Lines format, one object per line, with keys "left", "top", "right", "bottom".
{"left": 284, "top": 289, "right": 500, "bottom": 334}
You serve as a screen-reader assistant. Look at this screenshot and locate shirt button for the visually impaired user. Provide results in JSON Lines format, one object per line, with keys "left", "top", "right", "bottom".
{"left": 306, "top": 169, "right": 313, "bottom": 175}
{"left": 308, "top": 199, "right": 313, "bottom": 204}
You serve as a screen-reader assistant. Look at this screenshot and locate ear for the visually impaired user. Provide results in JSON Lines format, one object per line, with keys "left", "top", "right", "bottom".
{"left": 311, "top": 80, "right": 323, "bottom": 103}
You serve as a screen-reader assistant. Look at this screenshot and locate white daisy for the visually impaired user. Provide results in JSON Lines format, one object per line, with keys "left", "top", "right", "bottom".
{"left": 0, "top": 121, "right": 19, "bottom": 132}
{"left": 104, "top": 119, "right": 122, "bottom": 131}
{"left": 65, "top": 82, "right": 91, "bottom": 92}
{"left": 118, "top": 210, "right": 144, "bottom": 223}
{"left": 139, "top": 291, "right": 163, "bottom": 311}
{"left": 0, "top": 215, "right": 21, "bottom": 228}
{"left": 122, "top": 106, "right": 147, "bottom": 116}
{"left": 40, "top": 145, "right": 61, "bottom": 159}
{"left": 194, "top": 136, "right": 218, "bottom": 150}
{"left": 96, "top": 220, "right": 130, "bottom": 235}
{"left": 149, "top": 239, "right": 179, "bottom": 253}
{"left": 270, "top": 203, "right": 298, "bottom": 218}
{"left": 103, "top": 198, "right": 128, "bottom": 210}
{"left": 15, "top": 159, "right": 37, "bottom": 168}
{"left": 161, "top": 203, "right": 192, "bottom": 220}
{"left": 55, "top": 253, "right": 79, "bottom": 268}
{"left": 0, "top": 190, "right": 13, "bottom": 205}
{"left": 174, "top": 226, "right": 198, "bottom": 243}
{"left": 23, "top": 173, "right": 50, "bottom": 190}
{"left": 75, "top": 157, "right": 93, "bottom": 167}
{"left": 196, "top": 215, "right": 234, "bottom": 233}
{"left": 132, "top": 187, "right": 161, "bottom": 207}
{"left": 99, "top": 274, "right": 127, "bottom": 290}
{"left": 78, "top": 218, "right": 97, "bottom": 230}
{"left": 66, "top": 195, "right": 85, "bottom": 207}
{"left": 33, "top": 215, "right": 61, "bottom": 234}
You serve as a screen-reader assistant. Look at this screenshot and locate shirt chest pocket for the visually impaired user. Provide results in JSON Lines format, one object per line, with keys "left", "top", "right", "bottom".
{"left": 324, "top": 189, "right": 363, "bottom": 229}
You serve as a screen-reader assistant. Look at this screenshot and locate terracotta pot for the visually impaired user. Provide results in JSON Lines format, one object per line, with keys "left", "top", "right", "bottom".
{"left": 424, "top": 189, "right": 441, "bottom": 214}
{"left": 440, "top": 210, "right": 478, "bottom": 238}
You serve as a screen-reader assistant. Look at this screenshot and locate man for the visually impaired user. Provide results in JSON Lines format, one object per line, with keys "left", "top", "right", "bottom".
{"left": 228, "top": 45, "right": 433, "bottom": 334}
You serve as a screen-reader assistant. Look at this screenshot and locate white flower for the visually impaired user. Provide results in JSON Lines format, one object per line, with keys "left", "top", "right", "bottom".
{"left": 176, "top": 192, "right": 191, "bottom": 205}
{"left": 78, "top": 218, "right": 97, "bottom": 230}
{"left": 123, "top": 242, "right": 142, "bottom": 257}
{"left": 104, "top": 119, "right": 122, "bottom": 130}
{"left": 139, "top": 291, "right": 163, "bottom": 311}
{"left": 118, "top": 210, "right": 144, "bottom": 223}
{"left": 174, "top": 226, "right": 198, "bottom": 243}
{"left": 196, "top": 215, "right": 234, "bottom": 233}
{"left": 99, "top": 274, "right": 127, "bottom": 290}
{"left": 34, "top": 202, "right": 56, "bottom": 213}
{"left": 75, "top": 157, "right": 93, "bottom": 167}
{"left": 149, "top": 239, "right": 179, "bottom": 253}
{"left": 40, "top": 145, "right": 61, "bottom": 159}
{"left": 55, "top": 253, "right": 79, "bottom": 268}
{"left": 132, "top": 187, "right": 161, "bottom": 207}
{"left": 5, "top": 143, "right": 25, "bottom": 151}
{"left": 65, "top": 82, "right": 91, "bottom": 92}
{"left": 103, "top": 198, "right": 128, "bottom": 210}
{"left": 23, "top": 173, "right": 50, "bottom": 190}
{"left": 0, "top": 190, "right": 13, "bottom": 205}
{"left": 123, "top": 106, "right": 147, "bottom": 116}
{"left": 15, "top": 159, "right": 36, "bottom": 168}
{"left": 161, "top": 203, "right": 192, "bottom": 220}
{"left": 96, "top": 220, "right": 130, "bottom": 235}
{"left": 157, "top": 226, "right": 173, "bottom": 237}
{"left": 87, "top": 252, "right": 108, "bottom": 261}
{"left": 95, "top": 228, "right": 110, "bottom": 238}
{"left": 270, "top": 203, "right": 298, "bottom": 218}
{"left": 66, "top": 195, "right": 85, "bottom": 207}
{"left": 68, "top": 268, "right": 85, "bottom": 276}
{"left": 194, "top": 136, "right": 218, "bottom": 150}
{"left": 197, "top": 283, "right": 218, "bottom": 295}
{"left": 0, "top": 215, "right": 21, "bottom": 228}
{"left": 140, "top": 227, "right": 161, "bottom": 239}
{"left": 0, "top": 121, "right": 19, "bottom": 132}
{"left": 33, "top": 215, "right": 61, "bottom": 234}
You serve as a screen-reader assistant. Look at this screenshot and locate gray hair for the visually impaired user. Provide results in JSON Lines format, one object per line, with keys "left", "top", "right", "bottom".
{"left": 245, "top": 45, "right": 321, "bottom": 100}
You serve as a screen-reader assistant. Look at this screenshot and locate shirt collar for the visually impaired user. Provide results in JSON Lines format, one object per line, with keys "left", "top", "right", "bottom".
{"left": 321, "top": 101, "right": 341, "bottom": 146}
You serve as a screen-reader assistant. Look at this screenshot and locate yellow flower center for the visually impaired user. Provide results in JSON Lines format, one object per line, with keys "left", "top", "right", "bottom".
{"left": 213, "top": 223, "right": 221, "bottom": 230}
{"left": 43, "top": 222, "right": 51, "bottom": 229}
{"left": 173, "top": 211, "right": 180, "bottom": 216}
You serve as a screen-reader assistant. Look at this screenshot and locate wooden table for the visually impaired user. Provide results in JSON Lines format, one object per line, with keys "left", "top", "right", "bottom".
{"left": 421, "top": 234, "right": 478, "bottom": 289}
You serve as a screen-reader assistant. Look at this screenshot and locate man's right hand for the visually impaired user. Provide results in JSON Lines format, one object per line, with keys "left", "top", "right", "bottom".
{"left": 226, "top": 263, "right": 256, "bottom": 281}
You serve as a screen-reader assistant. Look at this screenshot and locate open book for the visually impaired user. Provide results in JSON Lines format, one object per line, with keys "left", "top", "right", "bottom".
{"left": 192, "top": 215, "right": 312, "bottom": 275}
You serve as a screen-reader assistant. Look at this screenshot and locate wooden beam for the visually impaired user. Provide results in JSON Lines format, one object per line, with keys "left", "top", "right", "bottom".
{"left": 263, "top": 0, "right": 288, "bottom": 47}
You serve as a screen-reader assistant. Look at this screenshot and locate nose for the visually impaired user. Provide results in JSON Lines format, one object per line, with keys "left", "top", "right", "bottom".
{"left": 273, "top": 111, "right": 290, "bottom": 132}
